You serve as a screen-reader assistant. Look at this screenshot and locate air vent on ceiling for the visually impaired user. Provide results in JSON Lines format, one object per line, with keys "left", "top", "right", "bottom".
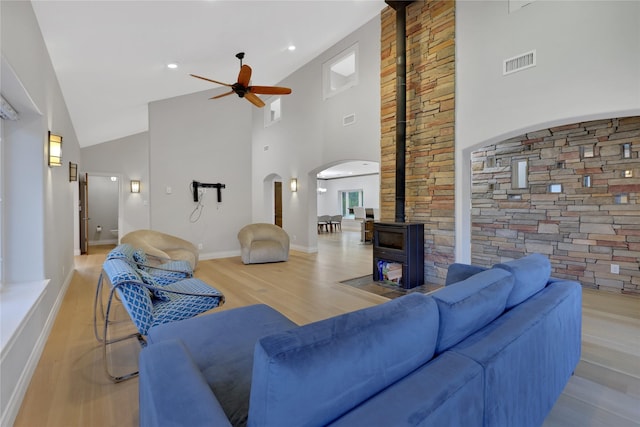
{"left": 343, "top": 113, "right": 356, "bottom": 126}
{"left": 503, "top": 50, "right": 536, "bottom": 76}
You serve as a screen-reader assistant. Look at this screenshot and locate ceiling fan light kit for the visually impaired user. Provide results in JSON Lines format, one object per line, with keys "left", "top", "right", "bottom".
{"left": 191, "top": 52, "right": 292, "bottom": 108}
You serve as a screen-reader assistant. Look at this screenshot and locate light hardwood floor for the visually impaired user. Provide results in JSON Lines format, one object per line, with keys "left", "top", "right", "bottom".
{"left": 14, "top": 231, "right": 640, "bottom": 426}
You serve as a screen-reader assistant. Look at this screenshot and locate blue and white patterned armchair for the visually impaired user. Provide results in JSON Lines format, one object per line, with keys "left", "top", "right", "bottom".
{"left": 98, "top": 257, "right": 224, "bottom": 382}
{"left": 94, "top": 244, "right": 195, "bottom": 338}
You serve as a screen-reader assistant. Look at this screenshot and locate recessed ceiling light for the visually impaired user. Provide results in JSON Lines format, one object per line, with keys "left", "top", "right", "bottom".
{"left": 287, "top": 45, "right": 296, "bottom": 51}
{"left": 167, "top": 63, "right": 178, "bottom": 69}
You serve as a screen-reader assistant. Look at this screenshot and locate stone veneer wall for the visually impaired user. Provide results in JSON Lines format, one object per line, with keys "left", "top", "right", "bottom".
{"left": 471, "top": 116, "right": 640, "bottom": 295}
{"left": 380, "top": 1, "right": 455, "bottom": 285}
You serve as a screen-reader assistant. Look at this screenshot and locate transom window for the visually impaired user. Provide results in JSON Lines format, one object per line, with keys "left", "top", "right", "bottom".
{"left": 264, "top": 97, "right": 282, "bottom": 127}
{"left": 323, "top": 43, "right": 359, "bottom": 100}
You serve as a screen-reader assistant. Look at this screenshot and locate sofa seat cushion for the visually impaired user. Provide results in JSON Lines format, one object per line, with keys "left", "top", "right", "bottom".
{"left": 328, "top": 352, "right": 484, "bottom": 427}
{"left": 248, "top": 293, "right": 439, "bottom": 427}
{"left": 432, "top": 268, "right": 514, "bottom": 354}
{"left": 494, "top": 253, "right": 551, "bottom": 309}
{"left": 147, "top": 304, "right": 298, "bottom": 427}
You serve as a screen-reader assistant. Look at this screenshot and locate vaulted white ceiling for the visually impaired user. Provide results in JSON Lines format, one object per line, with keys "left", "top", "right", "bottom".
{"left": 31, "top": 0, "right": 387, "bottom": 147}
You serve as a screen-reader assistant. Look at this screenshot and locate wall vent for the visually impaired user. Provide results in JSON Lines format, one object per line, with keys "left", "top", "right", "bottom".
{"left": 0, "top": 95, "right": 19, "bottom": 121}
{"left": 343, "top": 113, "right": 356, "bottom": 126}
{"left": 503, "top": 50, "right": 536, "bottom": 75}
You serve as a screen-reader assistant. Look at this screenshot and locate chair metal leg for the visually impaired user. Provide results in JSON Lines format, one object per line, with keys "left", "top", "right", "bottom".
{"left": 102, "top": 287, "right": 146, "bottom": 383}
{"left": 93, "top": 272, "right": 106, "bottom": 342}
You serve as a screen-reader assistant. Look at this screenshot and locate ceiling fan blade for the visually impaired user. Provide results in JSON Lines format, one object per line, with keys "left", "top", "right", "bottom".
{"left": 237, "top": 65, "right": 252, "bottom": 87}
{"left": 190, "top": 74, "right": 232, "bottom": 87}
{"left": 210, "top": 90, "right": 235, "bottom": 100}
{"left": 248, "top": 86, "right": 292, "bottom": 95}
{"left": 244, "top": 92, "right": 265, "bottom": 108}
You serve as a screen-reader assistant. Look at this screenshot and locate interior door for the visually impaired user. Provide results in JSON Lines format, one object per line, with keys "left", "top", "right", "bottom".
{"left": 274, "top": 181, "right": 283, "bottom": 228}
{"left": 79, "top": 173, "right": 89, "bottom": 254}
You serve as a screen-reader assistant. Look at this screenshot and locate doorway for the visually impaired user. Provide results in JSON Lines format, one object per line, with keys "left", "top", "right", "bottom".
{"left": 274, "top": 181, "right": 283, "bottom": 227}
{"left": 80, "top": 173, "right": 122, "bottom": 254}
{"left": 79, "top": 173, "right": 88, "bottom": 254}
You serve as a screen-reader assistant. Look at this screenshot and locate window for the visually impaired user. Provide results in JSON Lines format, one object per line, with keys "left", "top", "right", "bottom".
{"left": 340, "top": 190, "right": 363, "bottom": 218}
{"left": 0, "top": 120, "right": 3, "bottom": 282}
{"left": 549, "top": 183, "right": 562, "bottom": 193}
{"left": 511, "top": 159, "right": 528, "bottom": 189}
{"left": 323, "top": 43, "right": 359, "bottom": 99}
{"left": 615, "top": 194, "right": 629, "bottom": 204}
{"left": 264, "top": 97, "right": 281, "bottom": 127}
{"left": 581, "top": 145, "right": 595, "bottom": 159}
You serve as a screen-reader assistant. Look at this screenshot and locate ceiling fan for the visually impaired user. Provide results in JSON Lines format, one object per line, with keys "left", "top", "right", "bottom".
{"left": 190, "top": 52, "right": 292, "bottom": 108}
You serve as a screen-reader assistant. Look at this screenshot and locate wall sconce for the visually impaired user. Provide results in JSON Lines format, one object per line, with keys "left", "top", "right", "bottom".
{"left": 69, "top": 162, "right": 78, "bottom": 182}
{"left": 130, "top": 180, "right": 141, "bottom": 193}
{"left": 290, "top": 178, "right": 298, "bottom": 192}
{"left": 48, "top": 131, "right": 62, "bottom": 167}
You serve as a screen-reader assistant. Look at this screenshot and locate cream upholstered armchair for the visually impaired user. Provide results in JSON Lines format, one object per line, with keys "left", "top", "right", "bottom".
{"left": 237, "top": 223, "right": 290, "bottom": 264}
{"left": 121, "top": 229, "right": 199, "bottom": 270}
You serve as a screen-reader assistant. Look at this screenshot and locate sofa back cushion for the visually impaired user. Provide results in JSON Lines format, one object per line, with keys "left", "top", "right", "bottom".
{"left": 433, "top": 268, "right": 514, "bottom": 354}
{"left": 248, "top": 293, "right": 439, "bottom": 427}
{"left": 493, "top": 253, "right": 551, "bottom": 309}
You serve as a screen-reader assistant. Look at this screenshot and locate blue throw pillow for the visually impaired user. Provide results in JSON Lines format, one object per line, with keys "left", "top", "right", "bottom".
{"left": 432, "top": 268, "right": 514, "bottom": 354}
{"left": 106, "top": 243, "right": 136, "bottom": 261}
{"left": 133, "top": 249, "right": 148, "bottom": 265}
{"left": 493, "top": 253, "right": 551, "bottom": 309}
{"left": 138, "top": 269, "right": 171, "bottom": 302}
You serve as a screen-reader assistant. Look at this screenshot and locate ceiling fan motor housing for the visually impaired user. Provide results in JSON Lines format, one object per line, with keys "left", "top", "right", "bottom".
{"left": 232, "top": 83, "right": 247, "bottom": 97}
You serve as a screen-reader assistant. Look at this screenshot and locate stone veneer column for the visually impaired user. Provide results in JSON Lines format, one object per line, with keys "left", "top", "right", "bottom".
{"left": 380, "top": 1, "right": 456, "bottom": 285}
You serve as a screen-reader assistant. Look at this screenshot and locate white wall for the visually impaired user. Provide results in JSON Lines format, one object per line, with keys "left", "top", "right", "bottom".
{"left": 1, "top": 2, "right": 80, "bottom": 425}
{"left": 81, "top": 131, "right": 150, "bottom": 238}
{"left": 317, "top": 174, "right": 380, "bottom": 216}
{"left": 455, "top": 0, "right": 640, "bottom": 262}
{"left": 251, "top": 16, "right": 381, "bottom": 252}
{"left": 148, "top": 90, "right": 253, "bottom": 259}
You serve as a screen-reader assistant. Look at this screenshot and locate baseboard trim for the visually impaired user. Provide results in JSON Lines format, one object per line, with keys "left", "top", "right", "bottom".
{"left": 88, "top": 238, "right": 117, "bottom": 246}
{"left": 291, "top": 244, "right": 318, "bottom": 253}
{"left": 199, "top": 250, "right": 241, "bottom": 261}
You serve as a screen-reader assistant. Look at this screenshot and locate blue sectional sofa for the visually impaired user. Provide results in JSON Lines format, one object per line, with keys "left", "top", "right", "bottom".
{"left": 138, "top": 253, "right": 582, "bottom": 427}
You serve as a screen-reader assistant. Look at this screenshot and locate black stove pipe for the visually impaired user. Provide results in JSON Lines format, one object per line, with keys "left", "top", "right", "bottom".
{"left": 385, "top": 1, "right": 413, "bottom": 223}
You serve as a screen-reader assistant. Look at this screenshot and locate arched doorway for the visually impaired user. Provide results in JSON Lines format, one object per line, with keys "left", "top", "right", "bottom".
{"left": 314, "top": 160, "right": 379, "bottom": 241}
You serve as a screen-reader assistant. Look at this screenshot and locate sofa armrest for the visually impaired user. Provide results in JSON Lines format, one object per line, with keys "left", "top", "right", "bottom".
{"left": 139, "top": 340, "right": 232, "bottom": 427}
{"left": 445, "top": 263, "right": 487, "bottom": 286}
